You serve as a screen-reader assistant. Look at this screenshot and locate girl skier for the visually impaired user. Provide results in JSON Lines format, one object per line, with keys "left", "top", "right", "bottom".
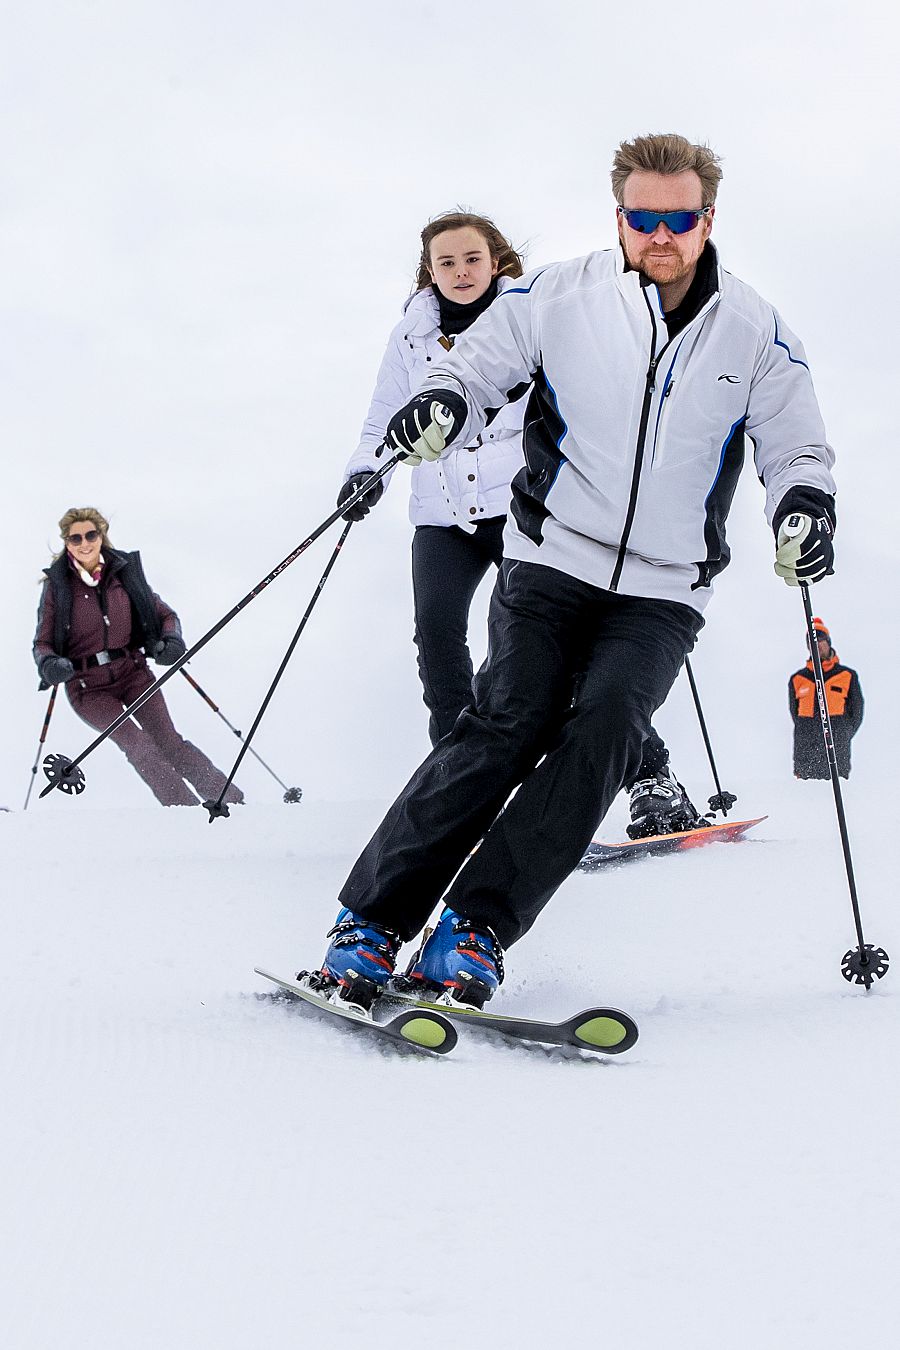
{"left": 337, "top": 209, "right": 527, "bottom": 745}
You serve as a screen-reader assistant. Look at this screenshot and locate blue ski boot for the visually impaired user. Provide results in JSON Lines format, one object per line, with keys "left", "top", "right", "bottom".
{"left": 405, "top": 907, "right": 504, "bottom": 1008}
{"left": 313, "top": 908, "right": 401, "bottom": 1012}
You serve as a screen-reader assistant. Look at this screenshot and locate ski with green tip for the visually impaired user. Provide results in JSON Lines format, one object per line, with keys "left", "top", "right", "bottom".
{"left": 385, "top": 990, "right": 639, "bottom": 1055}
{"left": 254, "top": 968, "right": 458, "bottom": 1056}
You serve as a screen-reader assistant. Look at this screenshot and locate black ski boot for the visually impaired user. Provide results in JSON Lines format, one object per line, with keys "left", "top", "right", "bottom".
{"left": 626, "top": 769, "right": 705, "bottom": 840}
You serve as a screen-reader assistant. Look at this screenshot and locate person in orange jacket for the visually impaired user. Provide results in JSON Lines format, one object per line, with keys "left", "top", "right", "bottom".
{"left": 789, "top": 618, "right": 863, "bottom": 779}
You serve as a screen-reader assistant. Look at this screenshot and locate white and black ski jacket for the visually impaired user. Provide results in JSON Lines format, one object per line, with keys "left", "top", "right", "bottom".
{"left": 343, "top": 282, "right": 526, "bottom": 531}
{"left": 415, "top": 243, "right": 836, "bottom": 611}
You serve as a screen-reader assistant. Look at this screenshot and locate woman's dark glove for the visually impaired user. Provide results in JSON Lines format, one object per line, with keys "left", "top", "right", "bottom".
{"left": 151, "top": 636, "right": 187, "bottom": 665}
{"left": 337, "top": 473, "right": 384, "bottom": 522}
{"left": 40, "top": 655, "right": 75, "bottom": 685}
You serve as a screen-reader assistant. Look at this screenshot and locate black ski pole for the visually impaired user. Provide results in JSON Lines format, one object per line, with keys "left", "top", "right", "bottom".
{"left": 683, "top": 656, "right": 738, "bottom": 817}
{"left": 24, "top": 686, "right": 59, "bottom": 810}
{"left": 38, "top": 455, "right": 405, "bottom": 800}
{"left": 179, "top": 668, "right": 302, "bottom": 804}
{"left": 204, "top": 520, "right": 353, "bottom": 821}
{"left": 800, "top": 583, "right": 888, "bottom": 990}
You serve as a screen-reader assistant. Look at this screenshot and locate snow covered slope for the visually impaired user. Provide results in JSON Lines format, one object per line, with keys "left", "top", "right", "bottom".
{"left": 4, "top": 783, "right": 895, "bottom": 1348}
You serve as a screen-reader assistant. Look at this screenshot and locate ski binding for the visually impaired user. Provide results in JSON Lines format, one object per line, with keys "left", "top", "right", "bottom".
{"left": 254, "top": 967, "right": 457, "bottom": 1056}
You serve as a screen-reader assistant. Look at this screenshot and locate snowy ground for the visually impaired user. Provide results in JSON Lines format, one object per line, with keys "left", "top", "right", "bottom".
{"left": 4, "top": 777, "right": 896, "bottom": 1349}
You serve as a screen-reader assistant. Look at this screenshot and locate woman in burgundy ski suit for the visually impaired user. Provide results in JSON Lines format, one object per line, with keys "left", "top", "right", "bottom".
{"left": 33, "top": 507, "right": 243, "bottom": 807}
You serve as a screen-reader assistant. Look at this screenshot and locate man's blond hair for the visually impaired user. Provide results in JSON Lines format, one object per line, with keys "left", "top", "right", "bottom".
{"left": 611, "top": 134, "right": 723, "bottom": 208}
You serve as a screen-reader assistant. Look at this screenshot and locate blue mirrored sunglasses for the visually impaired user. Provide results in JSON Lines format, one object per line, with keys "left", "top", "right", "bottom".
{"left": 617, "top": 206, "right": 711, "bottom": 235}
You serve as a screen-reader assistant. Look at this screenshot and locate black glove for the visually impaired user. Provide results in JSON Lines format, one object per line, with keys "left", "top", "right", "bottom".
{"left": 774, "top": 513, "right": 834, "bottom": 586}
{"left": 40, "top": 655, "right": 75, "bottom": 685}
{"left": 337, "top": 473, "right": 384, "bottom": 522}
{"left": 772, "top": 487, "right": 836, "bottom": 586}
{"left": 382, "top": 389, "right": 468, "bottom": 466}
{"left": 151, "top": 635, "right": 186, "bottom": 665}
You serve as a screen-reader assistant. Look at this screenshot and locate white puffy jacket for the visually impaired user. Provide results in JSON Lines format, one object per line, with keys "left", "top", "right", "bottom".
{"left": 417, "top": 244, "right": 836, "bottom": 611}
{"left": 343, "top": 282, "right": 526, "bottom": 531}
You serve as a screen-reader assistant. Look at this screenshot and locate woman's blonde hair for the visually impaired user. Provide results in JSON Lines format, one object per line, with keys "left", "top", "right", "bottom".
{"left": 415, "top": 210, "right": 525, "bottom": 291}
{"left": 611, "top": 134, "right": 723, "bottom": 208}
{"left": 53, "top": 506, "right": 112, "bottom": 559}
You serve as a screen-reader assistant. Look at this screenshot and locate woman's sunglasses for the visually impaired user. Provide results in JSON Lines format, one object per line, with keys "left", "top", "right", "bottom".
{"left": 67, "top": 530, "right": 101, "bottom": 545}
{"left": 617, "top": 206, "right": 711, "bottom": 235}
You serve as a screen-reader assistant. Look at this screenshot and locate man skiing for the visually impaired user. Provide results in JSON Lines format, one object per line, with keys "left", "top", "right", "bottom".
{"left": 789, "top": 619, "right": 863, "bottom": 779}
{"left": 311, "top": 132, "right": 837, "bottom": 1012}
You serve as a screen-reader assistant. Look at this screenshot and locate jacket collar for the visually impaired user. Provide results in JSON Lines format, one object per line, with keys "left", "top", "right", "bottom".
{"left": 615, "top": 240, "right": 723, "bottom": 317}
{"left": 401, "top": 275, "right": 517, "bottom": 340}
{"left": 45, "top": 547, "right": 127, "bottom": 583}
{"left": 807, "top": 652, "right": 839, "bottom": 673}
{"left": 401, "top": 285, "right": 441, "bottom": 337}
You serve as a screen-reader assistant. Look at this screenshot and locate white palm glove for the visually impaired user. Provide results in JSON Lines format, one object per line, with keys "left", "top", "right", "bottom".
{"left": 382, "top": 389, "right": 468, "bottom": 466}
{"left": 774, "top": 511, "right": 834, "bottom": 586}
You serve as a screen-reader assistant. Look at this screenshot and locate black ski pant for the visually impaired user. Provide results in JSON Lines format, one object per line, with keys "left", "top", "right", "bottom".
{"left": 631, "top": 726, "right": 670, "bottom": 783}
{"left": 412, "top": 520, "right": 673, "bottom": 779}
{"left": 339, "top": 560, "right": 703, "bottom": 949}
{"left": 412, "top": 519, "right": 505, "bottom": 746}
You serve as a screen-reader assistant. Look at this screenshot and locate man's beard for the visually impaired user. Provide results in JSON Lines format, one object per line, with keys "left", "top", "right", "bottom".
{"left": 636, "top": 249, "right": 694, "bottom": 287}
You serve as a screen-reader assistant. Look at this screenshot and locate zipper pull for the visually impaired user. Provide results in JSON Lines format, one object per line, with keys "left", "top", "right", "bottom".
{"left": 647, "top": 357, "right": 659, "bottom": 393}
{"left": 103, "top": 614, "right": 110, "bottom": 627}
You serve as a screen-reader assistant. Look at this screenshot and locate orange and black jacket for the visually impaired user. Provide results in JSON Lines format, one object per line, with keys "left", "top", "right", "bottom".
{"left": 788, "top": 652, "right": 864, "bottom": 779}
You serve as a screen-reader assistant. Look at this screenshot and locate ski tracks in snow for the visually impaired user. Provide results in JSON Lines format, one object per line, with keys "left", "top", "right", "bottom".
{"left": 3, "top": 794, "right": 898, "bottom": 1347}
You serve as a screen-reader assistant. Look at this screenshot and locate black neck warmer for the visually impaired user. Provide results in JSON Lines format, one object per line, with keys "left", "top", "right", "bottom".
{"left": 623, "top": 242, "right": 719, "bottom": 339}
{"left": 435, "top": 278, "right": 499, "bottom": 339}
{"left": 660, "top": 243, "right": 718, "bottom": 337}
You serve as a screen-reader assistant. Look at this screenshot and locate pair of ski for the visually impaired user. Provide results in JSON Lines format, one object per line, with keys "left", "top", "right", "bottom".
{"left": 254, "top": 968, "right": 638, "bottom": 1059}
{"left": 255, "top": 819, "right": 769, "bottom": 1056}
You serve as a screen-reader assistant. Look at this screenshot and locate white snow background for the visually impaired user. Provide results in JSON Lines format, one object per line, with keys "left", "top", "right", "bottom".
{"left": 1, "top": 2, "right": 898, "bottom": 1346}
